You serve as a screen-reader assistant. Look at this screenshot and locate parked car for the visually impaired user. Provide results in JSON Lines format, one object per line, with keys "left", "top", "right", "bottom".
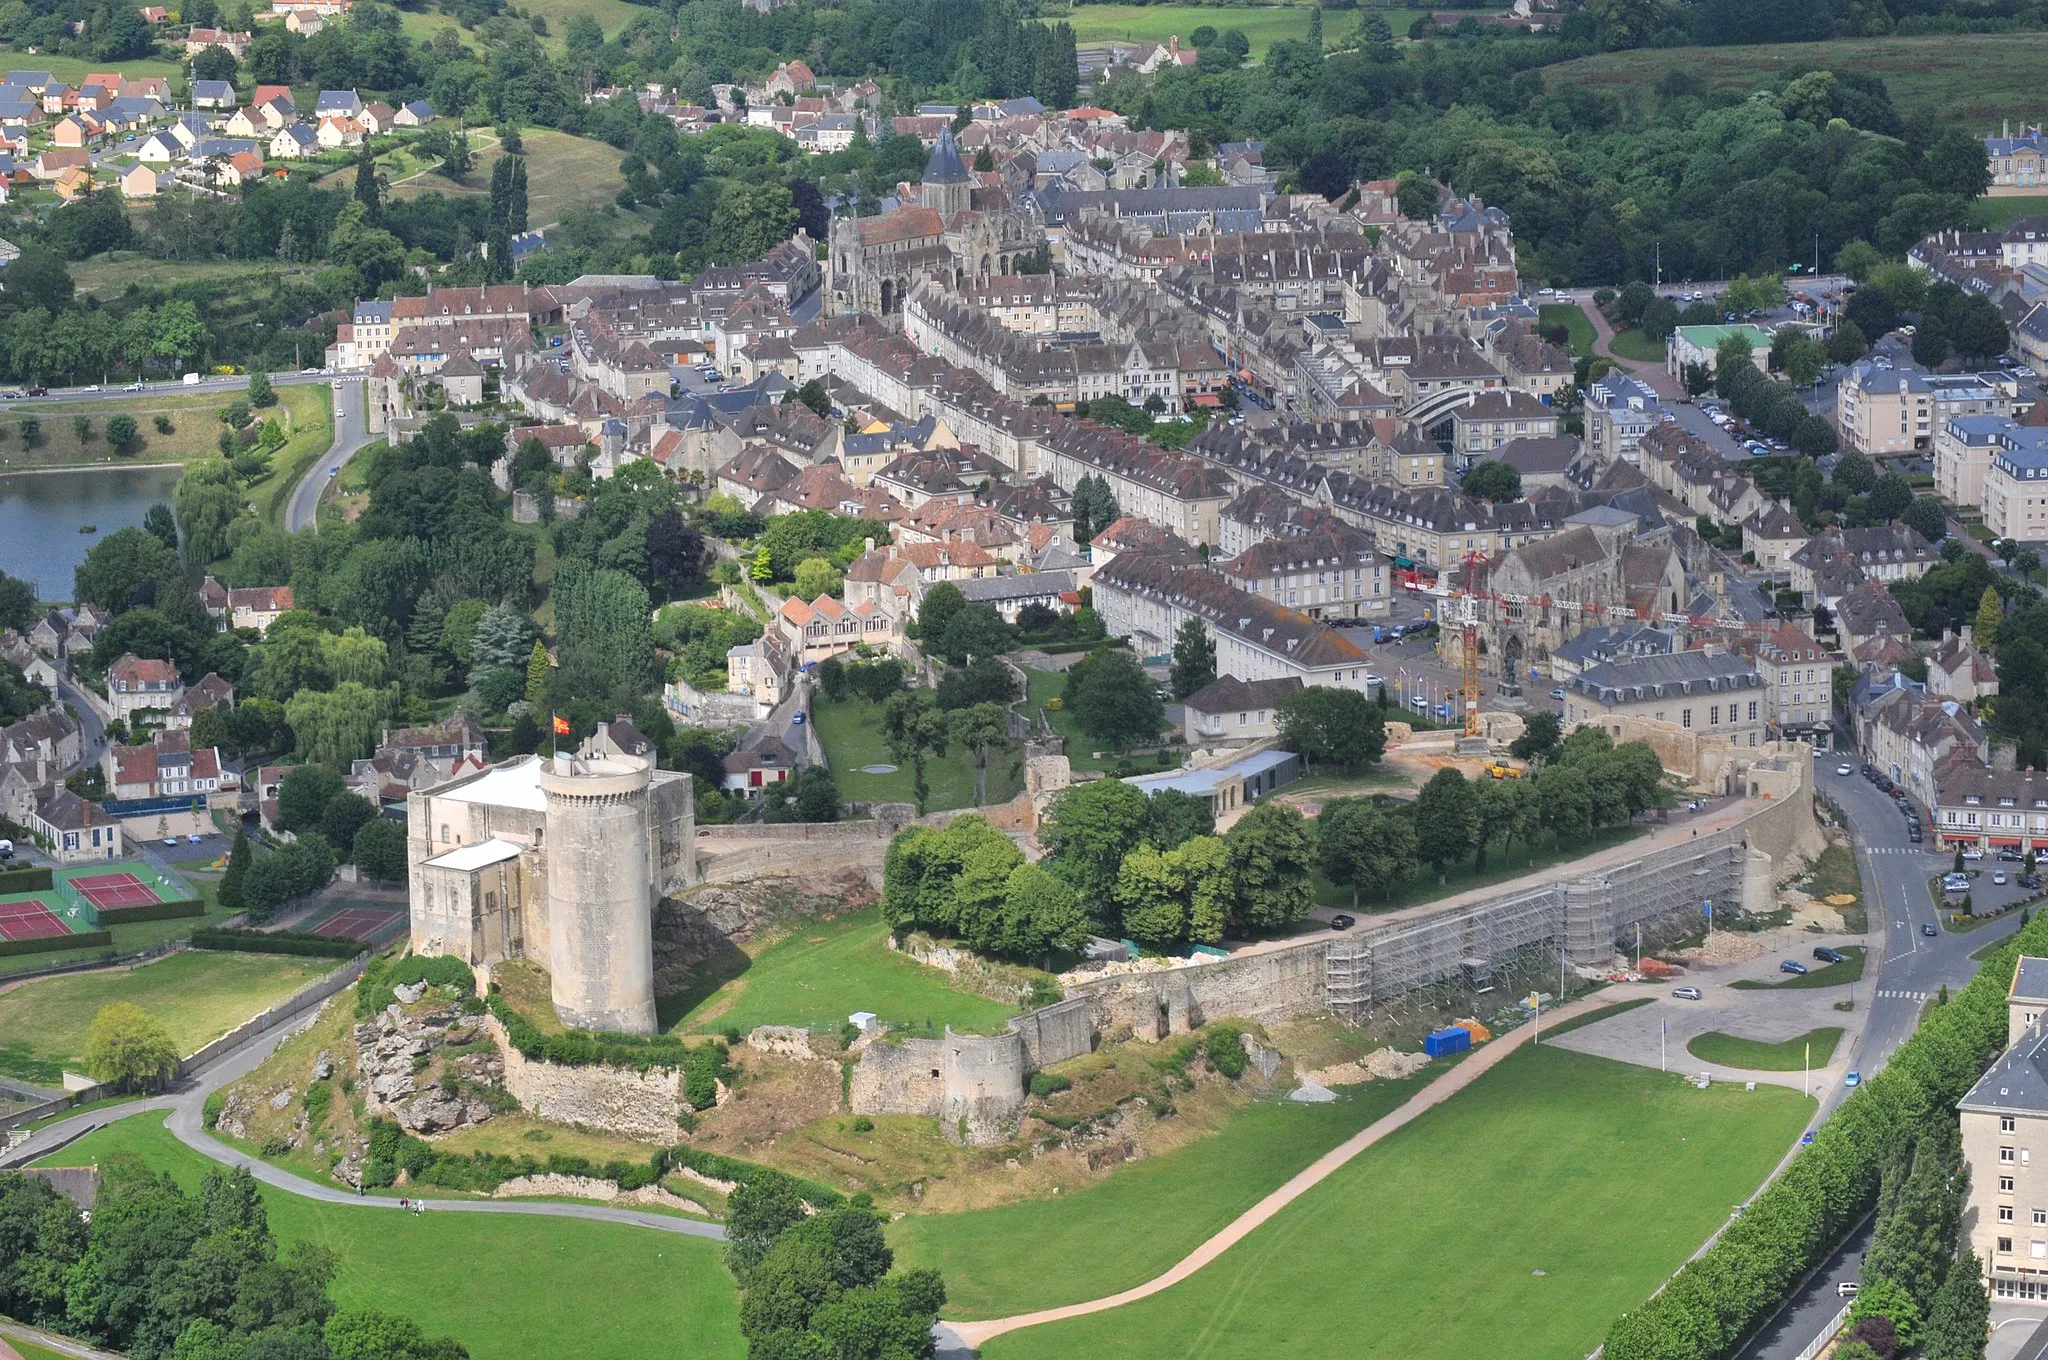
{"left": 1838, "top": 1282, "right": 1860, "bottom": 1298}
{"left": 1910, "top": 827, "right": 1923, "bottom": 843}
{"left": 2022, "top": 874, "right": 2041, "bottom": 890}
{"left": 1995, "top": 870, "right": 2009, "bottom": 885}
{"left": 1780, "top": 960, "right": 1809, "bottom": 975}
{"left": 1550, "top": 687, "right": 1565, "bottom": 700}
{"left": 1329, "top": 914, "right": 1355, "bottom": 931}
{"left": 1861, "top": 764, "right": 1875, "bottom": 778}
{"left": 1943, "top": 873, "right": 1971, "bottom": 892}
{"left": 1813, "top": 946, "right": 1844, "bottom": 964}
{"left": 1673, "top": 986, "right": 1702, "bottom": 1000}
{"left": 2001, "top": 848, "right": 2025, "bottom": 862}
{"left": 1835, "top": 763, "right": 1853, "bottom": 775}
{"left": 1924, "top": 923, "right": 1938, "bottom": 937}
{"left": 1963, "top": 847, "right": 1985, "bottom": 861}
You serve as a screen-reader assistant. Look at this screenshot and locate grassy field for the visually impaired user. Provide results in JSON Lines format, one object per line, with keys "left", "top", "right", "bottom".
{"left": 1545, "top": 33, "right": 2048, "bottom": 124}
{"left": 1021, "top": 666, "right": 1175, "bottom": 773}
{"left": 396, "top": 0, "right": 656, "bottom": 49}
{"left": 0, "top": 949, "right": 332, "bottom": 1086}
{"left": 69, "top": 255, "right": 325, "bottom": 300}
{"left": 1977, "top": 194, "right": 2048, "bottom": 229}
{"left": 1729, "top": 946, "right": 1865, "bottom": 991}
{"left": 1687, "top": 1026, "right": 1842, "bottom": 1072}
{"left": 36, "top": 1115, "right": 744, "bottom": 1360}
{"left": 0, "top": 389, "right": 298, "bottom": 473}
{"left": 1313, "top": 823, "right": 1647, "bottom": 914}
{"left": 1046, "top": 3, "right": 1431, "bottom": 56}
{"left": 1540, "top": 302, "right": 1598, "bottom": 358}
{"left": 893, "top": 1063, "right": 1441, "bottom": 1317}
{"left": 373, "top": 129, "right": 626, "bottom": 228}
{"left": 811, "top": 694, "right": 1022, "bottom": 811}
{"left": 981, "top": 1045, "right": 1810, "bottom": 1360}
{"left": 663, "top": 907, "right": 1020, "bottom": 1035}
{"left": 0, "top": 51, "right": 184, "bottom": 85}
{"left": 1608, "top": 328, "right": 1668, "bottom": 363}
{"left": 0, "top": 877, "right": 235, "bottom": 980}
{"left": 255, "top": 385, "right": 338, "bottom": 529}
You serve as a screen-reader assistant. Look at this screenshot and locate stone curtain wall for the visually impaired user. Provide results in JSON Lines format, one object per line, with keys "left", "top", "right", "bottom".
{"left": 1008, "top": 996, "right": 1095, "bottom": 1069}
{"left": 849, "top": 1029, "right": 1033, "bottom": 1145}
{"left": 491, "top": 1016, "right": 685, "bottom": 1144}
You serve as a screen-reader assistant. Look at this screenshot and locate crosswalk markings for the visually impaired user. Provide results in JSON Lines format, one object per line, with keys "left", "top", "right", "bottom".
{"left": 1876, "top": 989, "right": 1930, "bottom": 1000}
{"left": 1863, "top": 847, "right": 1936, "bottom": 856}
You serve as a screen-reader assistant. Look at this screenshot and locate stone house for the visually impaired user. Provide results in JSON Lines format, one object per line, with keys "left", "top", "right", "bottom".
{"left": 106, "top": 653, "right": 182, "bottom": 722}
{"left": 1179, "top": 674, "right": 1304, "bottom": 747}
{"left": 1562, "top": 650, "right": 1768, "bottom": 752}
{"left": 1930, "top": 626, "right": 2000, "bottom": 705}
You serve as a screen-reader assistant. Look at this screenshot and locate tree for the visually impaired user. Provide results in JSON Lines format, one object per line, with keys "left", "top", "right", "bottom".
{"left": 1900, "top": 497, "right": 1949, "bottom": 544}
{"left": 326, "top": 1310, "right": 469, "bottom": 1360}
{"left": 1223, "top": 802, "right": 1314, "bottom": 932}
{"left": 1169, "top": 619, "right": 1216, "bottom": 699}
{"left": 1833, "top": 451, "right": 1877, "bottom": 496}
{"left": 1779, "top": 336, "right": 1828, "bottom": 388}
{"left": 1923, "top": 128, "right": 1992, "bottom": 198}
{"left": 1680, "top": 361, "right": 1714, "bottom": 398}
{"left": 1462, "top": 460, "right": 1523, "bottom": 503}
{"left": 1912, "top": 315, "right": 1950, "bottom": 368}
{"left": 1845, "top": 287, "right": 1898, "bottom": 341}
{"left": 794, "top": 766, "right": 840, "bottom": 822}
{"left": 882, "top": 689, "right": 950, "bottom": 814}
{"left": 949, "top": 701, "right": 1014, "bottom": 807}
{"left": 1833, "top": 240, "right": 1883, "bottom": 282}
{"left": 1276, "top": 686, "right": 1387, "bottom": 774}
{"left": 710, "top": 181, "right": 798, "bottom": 265}
{"left": 1950, "top": 295, "right": 2009, "bottom": 364}
{"left": 794, "top": 555, "right": 847, "bottom": 600}
{"left": 1793, "top": 414, "right": 1839, "bottom": 456}
{"left": 1319, "top": 797, "right": 1417, "bottom": 906}
{"left": 16, "top": 416, "right": 35, "bottom": 446}
{"left": 247, "top": 371, "right": 275, "bottom": 408}
{"left": 0, "top": 569, "right": 33, "bottom": 632}
{"left": 1414, "top": 768, "right": 1479, "bottom": 882}
{"left": 353, "top": 143, "right": 381, "bottom": 218}
{"left": 1920, "top": 1252, "right": 1989, "bottom": 1360}
{"left": 916, "top": 581, "right": 965, "bottom": 642}
{"left": 1395, "top": 173, "right": 1436, "bottom": 222}
{"left": 1977, "top": 585, "right": 2004, "bottom": 651}
{"left": 72, "top": 415, "right": 92, "bottom": 445}
{"left": 1869, "top": 471, "right": 1914, "bottom": 522}
{"left": 1509, "top": 709, "right": 1562, "bottom": 763}
{"left": 1063, "top": 647, "right": 1164, "bottom": 750}
{"left": 1146, "top": 787, "right": 1214, "bottom": 851}
{"left": 275, "top": 763, "right": 345, "bottom": 835}
{"left": 353, "top": 818, "right": 407, "bottom": 883}
{"left": 1117, "top": 843, "right": 1193, "bottom": 946}
{"left": 524, "top": 639, "right": 549, "bottom": 708}
{"left": 83, "top": 1002, "right": 178, "bottom": 1091}
{"left": 1000, "top": 861, "right": 1090, "bottom": 959}
{"left": 796, "top": 378, "right": 832, "bottom": 418}
{"left": 1042, "top": 776, "right": 1151, "bottom": 908}
{"left": 319, "top": 794, "right": 378, "bottom": 857}
{"left": 101, "top": 412, "right": 139, "bottom": 453}
{"left": 1539, "top": 762, "right": 1595, "bottom": 843}
{"left": 1828, "top": 319, "right": 1870, "bottom": 364}
{"left": 1714, "top": 330, "right": 1756, "bottom": 378}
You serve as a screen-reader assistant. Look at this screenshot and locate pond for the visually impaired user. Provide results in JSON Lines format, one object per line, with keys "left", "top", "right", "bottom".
{"left": 0, "top": 464, "right": 183, "bottom": 603}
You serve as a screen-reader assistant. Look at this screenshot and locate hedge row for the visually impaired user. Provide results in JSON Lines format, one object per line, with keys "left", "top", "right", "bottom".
{"left": 1603, "top": 913, "right": 2042, "bottom": 1359}
{"left": 0, "top": 929, "right": 110, "bottom": 958}
{"left": 96, "top": 897, "right": 205, "bottom": 924}
{"left": 192, "top": 927, "right": 364, "bottom": 959}
{"left": 359, "top": 1118, "right": 843, "bottom": 1209}
{"left": 0, "top": 865, "right": 53, "bottom": 894}
{"left": 488, "top": 992, "right": 696, "bottom": 1072}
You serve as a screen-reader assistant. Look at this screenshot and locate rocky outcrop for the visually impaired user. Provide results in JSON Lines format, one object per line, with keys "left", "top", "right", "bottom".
{"left": 490, "top": 1172, "right": 707, "bottom": 1216}
{"left": 352, "top": 1002, "right": 500, "bottom": 1135}
{"left": 746, "top": 1026, "right": 828, "bottom": 1062}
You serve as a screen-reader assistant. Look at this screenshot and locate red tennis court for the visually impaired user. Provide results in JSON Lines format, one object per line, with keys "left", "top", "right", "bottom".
{"left": 0, "top": 898, "right": 71, "bottom": 941}
{"left": 65, "top": 871, "right": 165, "bottom": 910}
{"left": 306, "top": 905, "right": 402, "bottom": 941}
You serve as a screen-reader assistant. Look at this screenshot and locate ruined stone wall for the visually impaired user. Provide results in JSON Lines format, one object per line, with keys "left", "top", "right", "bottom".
{"left": 1008, "top": 997, "right": 1095, "bottom": 1069}
{"left": 491, "top": 1017, "right": 683, "bottom": 1144}
{"left": 849, "top": 1038, "right": 949, "bottom": 1122}
{"left": 849, "top": 1028, "right": 1029, "bottom": 1145}
{"left": 1069, "top": 943, "right": 1334, "bottom": 1042}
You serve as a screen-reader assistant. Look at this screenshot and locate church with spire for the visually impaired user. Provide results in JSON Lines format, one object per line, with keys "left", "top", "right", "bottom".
{"left": 826, "top": 127, "right": 1043, "bottom": 318}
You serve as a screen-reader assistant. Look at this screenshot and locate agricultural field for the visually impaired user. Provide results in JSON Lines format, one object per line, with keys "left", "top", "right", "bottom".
{"left": 1687, "top": 1026, "right": 1843, "bottom": 1071}
{"left": 981, "top": 1046, "right": 1811, "bottom": 1360}
{"left": 1544, "top": 33, "right": 2048, "bottom": 125}
{"left": 891, "top": 1063, "right": 1438, "bottom": 1317}
{"left": 810, "top": 693, "right": 1024, "bottom": 811}
{"left": 1045, "top": 4, "right": 1431, "bottom": 56}
{"left": 0, "top": 949, "right": 334, "bottom": 1086}
{"left": 662, "top": 908, "right": 1019, "bottom": 1036}
{"left": 36, "top": 1115, "right": 745, "bottom": 1360}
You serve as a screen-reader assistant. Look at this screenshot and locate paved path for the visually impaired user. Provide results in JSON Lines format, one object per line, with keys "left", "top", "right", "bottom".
{"left": 944, "top": 987, "right": 1639, "bottom": 1350}
{"left": 284, "top": 377, "right": 369, "bottom": 534}
{"left": 0, "top": 1320, "right": 128, "bottom": 1360}
{"left": 1578, "top": 297, "right": 1684, "bottom": 399}
{"left": 2, "top": 1003, "right": 724, "bottom": 1244}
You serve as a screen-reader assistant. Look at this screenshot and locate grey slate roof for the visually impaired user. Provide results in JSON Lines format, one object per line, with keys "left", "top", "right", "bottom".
{"left": 1962, "top": 1018, "right": 2048, "bottom": 1117}
{"left": 2017, "top": 956, "right": 2048, "bottom": 1005}
{"left": 923, "top": 127, "right": 970, "bottom": 185}
{"left": 956, "top": 570, "right": 1076, "bottom": 604}
{"left": 1568, "top": 649, "right": 1763, "bottom": 705}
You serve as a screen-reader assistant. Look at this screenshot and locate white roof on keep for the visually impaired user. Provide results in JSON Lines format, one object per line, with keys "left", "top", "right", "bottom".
{"left": 434, "top": 757, "right": 547, "bottom": 812}
{"left": 423, "top": 837, "right": 523, "bottom": 871}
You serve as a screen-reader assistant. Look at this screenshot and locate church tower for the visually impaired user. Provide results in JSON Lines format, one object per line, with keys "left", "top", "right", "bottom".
{"left": 923, "top": 127, "right": 973, "bottom": 219}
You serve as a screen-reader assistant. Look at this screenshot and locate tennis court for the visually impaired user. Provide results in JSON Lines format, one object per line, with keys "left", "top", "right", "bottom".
{"left": 0, "top": 896, "right": 74, "bottom": 941}
{"left": 304, "top": 903, "right": 404, "bottom": 941}
{"left": 64, "top": 870, "right": 167, "bottom": 911}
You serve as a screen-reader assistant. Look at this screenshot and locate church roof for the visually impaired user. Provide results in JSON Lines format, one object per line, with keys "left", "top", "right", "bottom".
{"left": 924, "top": 127, "right": 971, "bottom": 186}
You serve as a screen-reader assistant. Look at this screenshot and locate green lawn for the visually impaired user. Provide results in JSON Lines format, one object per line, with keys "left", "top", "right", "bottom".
{"left": 1021, "top": 667, "right": 1175, "bottom": 773}
{"left": 1977, "top": 195, "right": 2048, "bottom": 229}
{"left": 1608, "top": 328, "right": 1668, "bottom": 363}
{"left": 1687, "top": 1027, "right": 1842, "bottom": 1072}
{"left": 663, "top": 908, "right": 1019, "bottom": 1036}
{"left": 893, "top": 1063, "right": 1441, "bottom": 1317}
{"left": 70, "top": 255, "right": 323, "bottom": 301}
{"left": 1540, "top": 302, "right": 1598, "bottom": 358}
{"left": 255, "top": 385, "right": 337, "bottom": 531}
{"left": 1544, "top": 32, "right": 2048, "bottom": 124}
{"left": 370, "top": 129, "right": 627, "bottom": 229}
{"left": 35, "top": 1115, "right": 744, "bottom": 1360}
{"left": 396, "top": 0, "right": 653, "bottom": 50}
{"left": 0, "top": 51, "right": 185, "bottom": 85}
{"left": 1729, "top": 947, "right": 1865, "bottom": 991}
{"left": 1047, "top": 3, "right": 1325, "bottom": 57}
{"left": 0, "top": 949, "right": 333, "bottom": 1086}
{"left": 1313, "top": 823, "right": 1647, "bottom": 914}
{"left": 811, "top": 694, "right": 1021, "bottom": 812}
{"left": 981, "top": 1046, "right": 1811, "bottom": 1360}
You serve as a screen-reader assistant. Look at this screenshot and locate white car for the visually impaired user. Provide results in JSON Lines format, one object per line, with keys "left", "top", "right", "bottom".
{"left": 302, "top": 367, "right": 320, "bottom": 374}
{"left": 1363, "top": 673, "right": 1385, "bottom": 688}
{"left": 1963, "top": 847, "right": 1985, "bottom": 861}
{"left": 1996, "top": 871, "right": 2009, "bottom": 885}
{"left": 124, "top": 381, "right": 143, "bottom": 391}
{"left": 1835, "top": 763, "right": 1853, "bottom": 775}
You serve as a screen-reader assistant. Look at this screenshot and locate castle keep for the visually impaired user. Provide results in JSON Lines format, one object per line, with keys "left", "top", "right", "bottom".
{"left": 405, "top": 722, "right": 695, "bottom": 1035}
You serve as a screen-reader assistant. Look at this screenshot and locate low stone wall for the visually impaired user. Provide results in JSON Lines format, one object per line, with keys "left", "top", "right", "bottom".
{"left": 491, "top": 1172, "right": 706, "bottom": 1215}
{"left": 490, "top": 1016, "right": 684, "bottom": 1144}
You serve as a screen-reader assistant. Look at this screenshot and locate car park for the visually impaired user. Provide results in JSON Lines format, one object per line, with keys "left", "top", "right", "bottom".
{"left": 1835, "top": 763, "right": 1853, "bottom": 775}
{"left": 1813, "top": 946, "right": 1844, "bottom": 964}
{"left": 1673, "top": 986, "right": 1702, "bottom": 1000}
{"left": 1780, "top": 960, "right": 1808, "bottom": 975}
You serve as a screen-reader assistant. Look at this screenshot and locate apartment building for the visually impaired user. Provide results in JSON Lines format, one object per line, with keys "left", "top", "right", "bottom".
{"left": 1982, "top": 428, "right": 2048, "bottom": 541}
{"left": 1960, "top": 956, "right": 2048, "bottom": 1304}
{"left": 1562, "top": 650, "right": 1768, "bottom": 749}
{"left": 1838, "top": 363, "right": 2010, "bottom": 455}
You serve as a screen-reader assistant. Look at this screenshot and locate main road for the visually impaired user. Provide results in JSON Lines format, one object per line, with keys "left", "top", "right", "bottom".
{"left": 1735, "top": 758, "right": 2023, "bottom": 1360}
{"left": 284, "top": 376, "right": 368, "bottom": 533}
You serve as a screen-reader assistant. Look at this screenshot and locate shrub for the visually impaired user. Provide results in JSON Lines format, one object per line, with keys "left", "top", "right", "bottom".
{"left": 302, "top": 1082, "right": 333, "bottom": 1127}
{"left": 851, "top": 1115, "right": 874, "bottom": 1132}
{"left": 487, "top": 992, "right": 694, "bottom": 1070}
{"left": 193, "top": 927, "right": 361, "bottom": 958}
{"left": 683, "top": 1042, "right": 728, "bottom": 1110}
{"left": 357, "top": 954, "right": 477, "bottom": 1017}
{"left": 1204, "top": 1024, "right": 1247, "bottom": 1079}
{"left": 1028, "top": 1073, "right": 1072, "bottom": 1098}
{"left": 153, "top": 415, "right": 174, "bottom": 435}
{"left": 203, "top": 1091, "right": 225, "bottom": 1128}
{"left": 260, "top": 1134, "right": 293, "bottom": 1156}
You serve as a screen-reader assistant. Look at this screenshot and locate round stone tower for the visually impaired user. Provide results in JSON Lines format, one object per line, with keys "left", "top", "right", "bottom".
{"left": 537, "top": 752, "right": 658, "bottom": 1035}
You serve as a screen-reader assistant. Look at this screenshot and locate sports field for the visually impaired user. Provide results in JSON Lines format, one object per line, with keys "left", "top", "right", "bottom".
{"left": 0, "top": 949, "right": 332, "bottom": 1086}
{"left": 0, "top": 893, "right": 83, "bottom": 943}
{"left": 303, "top": 901, "right": 406, "bottom": 942}
{"left": 663, "top": 908, "right": 1018, "bottom": 1035}
{"left": 36, "top": 1115, "right": 744, "bottom": 1360}
{"left": 980, "top": 1046, "right": 1811, "bottom": 1360}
